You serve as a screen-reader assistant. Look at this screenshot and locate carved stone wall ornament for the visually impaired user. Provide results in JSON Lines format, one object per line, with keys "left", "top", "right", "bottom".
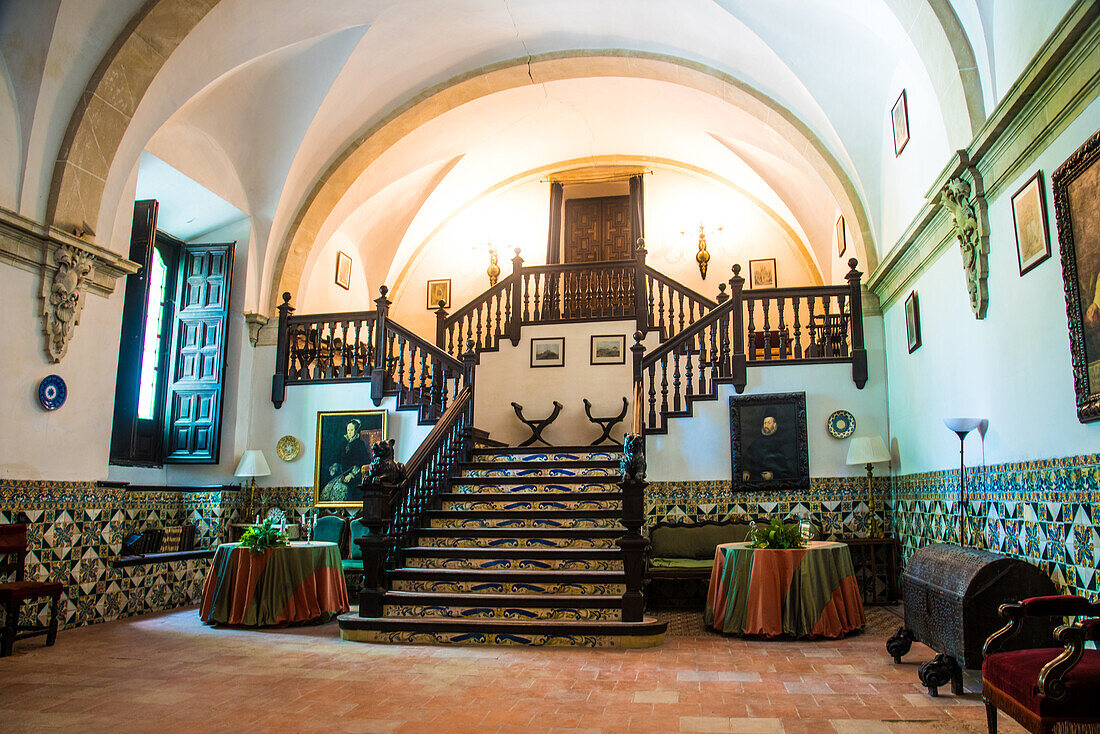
{"left": 940, "top": 173, "right": 990, "bottom": 319}
{"left": 41, "top": 243, "right": 95, "bottom": 362}
{"left": 243, "top": 312, "right": 270, "bottom": 347}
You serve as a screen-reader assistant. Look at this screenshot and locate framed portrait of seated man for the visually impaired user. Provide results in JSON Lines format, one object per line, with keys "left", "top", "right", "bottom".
{"left": 729, "top": 392, "right": 809, "bottom": 492}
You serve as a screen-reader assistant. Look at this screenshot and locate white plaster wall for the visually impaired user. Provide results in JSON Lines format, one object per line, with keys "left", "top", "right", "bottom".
{"left": 884, "top": 96, "right": 1100, "bottom": 474}
{"left": 299, "top": 230, "right": 373, "bottom": 314}
{"left": 647, "top": 314, "right": 889, "bottom": 482}
{"left": 0, "top": 265, "right": 125, "bottom": 480}
{"left": 976, "top": 0, "right": 1075, "bottom": 104}
{"left": 472, "top": 321, "right": 659, "bottom": 447}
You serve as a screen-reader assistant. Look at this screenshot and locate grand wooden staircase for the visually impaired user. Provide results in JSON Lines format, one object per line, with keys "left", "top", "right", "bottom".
{"left": 338, "top": 446, "right": 666, "bottom": 647}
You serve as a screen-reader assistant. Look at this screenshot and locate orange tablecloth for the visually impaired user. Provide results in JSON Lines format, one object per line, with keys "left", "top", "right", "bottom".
{"left": 704, "top": 541, "right": 865, "bottom": 638}
{"left": 199, "top": 541, "right": 349, "bottom": 627}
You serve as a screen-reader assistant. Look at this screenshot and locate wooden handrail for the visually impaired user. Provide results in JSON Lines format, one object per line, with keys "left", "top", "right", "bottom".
{"left": 401, "top": 385, "right": 472, "bottom": 483}
{"left": 641, "top": 297, "right": 734, "bottom": 371}
{"left": 643, "top": 265, "right": 717, "bottom": 309}
{"left": 524, "top": 259, "right": 636, "bottom": 274}
{"left": 441, "top": 276, "right": 511, "bottom": 328}
{"left": 386, "top": 319, "right": 463, "bottom": 373}
{"left": 286, "top": 309, "right": 376, "bottom": 325}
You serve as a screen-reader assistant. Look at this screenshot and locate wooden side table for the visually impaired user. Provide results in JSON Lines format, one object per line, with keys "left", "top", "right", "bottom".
{"left": 843, "top": 537, "right": 899, "bottom": 605}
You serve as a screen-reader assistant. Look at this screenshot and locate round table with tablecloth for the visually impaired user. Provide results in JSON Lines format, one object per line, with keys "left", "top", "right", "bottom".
{"left": 704, "top": 540, "right": 865, "bottom": 638}
{"left": 199, "top": 541, "right": 349, "bottom": 627}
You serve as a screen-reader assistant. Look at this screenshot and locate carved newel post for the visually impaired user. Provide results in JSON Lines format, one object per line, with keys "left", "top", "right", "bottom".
{"left": 618, "top": 415, "right": 649, "bottom": 622}
{"left": 355, "top": 438, "right": 407, "bottom": 618}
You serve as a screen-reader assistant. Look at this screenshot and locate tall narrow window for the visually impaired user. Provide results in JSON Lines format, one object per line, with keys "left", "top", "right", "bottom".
{"left": 111, "top": 199, "right": 235, "bottom": 466}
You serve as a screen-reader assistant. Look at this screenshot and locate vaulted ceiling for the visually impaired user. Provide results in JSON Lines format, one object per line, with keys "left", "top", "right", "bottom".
{"left": 0, "top": 0, "right": 1074, "bottom": 311}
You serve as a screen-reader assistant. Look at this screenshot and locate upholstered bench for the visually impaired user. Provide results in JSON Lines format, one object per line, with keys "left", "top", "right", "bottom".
{"left": 645, "top": 520, "right": 752, "bottom": 608}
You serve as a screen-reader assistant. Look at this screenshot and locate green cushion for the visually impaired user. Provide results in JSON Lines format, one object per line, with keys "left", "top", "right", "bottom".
{"left": 650, "top": 522, "right": 751, "bottom": 559}
{"left": 348, "top": 519, "right": 368, "bottom": 561}
{"left": 649, "top": 557, "right": 714, "bottom": 569}
{"left": 314, "top": 515, "right": 346, "bottom": 557}
{"left": 341, "top": 559, "right": 361, "bottom": 571}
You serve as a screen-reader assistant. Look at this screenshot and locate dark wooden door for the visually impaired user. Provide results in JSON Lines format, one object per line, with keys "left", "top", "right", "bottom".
{"left": 564, "top": 196, "right": 631, "bottom": 262}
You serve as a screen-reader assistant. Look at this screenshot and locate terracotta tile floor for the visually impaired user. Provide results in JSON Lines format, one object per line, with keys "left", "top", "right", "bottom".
{"left": 0, "top": 606, "right": 1022, "bottom": 734}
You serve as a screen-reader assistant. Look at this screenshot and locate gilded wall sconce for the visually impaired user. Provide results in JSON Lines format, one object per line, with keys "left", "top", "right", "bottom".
{"left": 695, "top": 224, "right": 714, "bottom": 280}
{"left": 487, "top": 242, "right": 500, "bottom": 286}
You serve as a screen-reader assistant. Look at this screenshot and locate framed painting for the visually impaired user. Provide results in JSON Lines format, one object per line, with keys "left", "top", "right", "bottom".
{"left": 335, "top": 251, "right": 352, "bottom": 290}
{"left": 1012, "top": 170, "right": 1052, "bottom": 276}
{"left": 530, "top": 337, "right": 564, "bottom": 368}
{"left": 314, "top": 409, "right": 387, "bottom": 507}
{"left": 590, "top": 334, "right": 625, "bottom": 365}
{"left": 905, "top": 290, "right": 921, "bottom": 353}
{"left": 729, "top": 392, "right": 809, "bottom": 492}
{"left": 748, "top": 258, "right": 777, "bottom": 289}
{"left": 427, "top": 278, "right": 451, "bottom": 310}
{"left": 892, "top": 89, "right": 909, "bottom": 156}
{"left": 836, "top": 215, "right": 847, "bottom": 258}
{"left": 1052, "top": 129, "right": 1100, "bottom": 423}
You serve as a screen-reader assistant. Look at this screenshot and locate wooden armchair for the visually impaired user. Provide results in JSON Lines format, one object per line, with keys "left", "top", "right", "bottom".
{"left": 982, "top": 595, "right": 1100, "bottom": 733}
{"left": 1, "top": 523, "right": 63, "bottom": 657}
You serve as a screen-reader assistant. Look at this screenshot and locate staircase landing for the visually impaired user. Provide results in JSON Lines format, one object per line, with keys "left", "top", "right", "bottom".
{"left": 338, "top": 446, "right": 665, "bottom": 648}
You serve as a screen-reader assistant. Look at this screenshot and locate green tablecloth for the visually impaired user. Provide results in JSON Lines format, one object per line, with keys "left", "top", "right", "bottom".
{"left": 199, "top": 541, "right": 349, "bottom": 626}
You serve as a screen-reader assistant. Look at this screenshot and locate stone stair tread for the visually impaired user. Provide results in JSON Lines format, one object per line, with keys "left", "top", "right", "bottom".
{"left": 404, "top": 547, "right": 621, "bottom": 558}
{"left": 438, "top": 492, "right": 621, "bottom": 503}
{"left": 458, "top": 460, "right": 617, "bottom": 470}
{"left": 339, "top": 613, "right": 667, "bottom": 636}
{"left": 451, "top": 475, "right": 620, "bottom": 485}
{"left": 393, "top": 567, "right": 624, "bottom": 579}
{"left": 426, "top": 509, "right": 621, "bottom": 518}
{"left": 383, "top": 590, "right": 621, "bottom": 607}
{"left": 470, "top": 445, "right": 619, "bottom": 455}
{"left": 418, "top": 527, "right": 622, "bottom": 537}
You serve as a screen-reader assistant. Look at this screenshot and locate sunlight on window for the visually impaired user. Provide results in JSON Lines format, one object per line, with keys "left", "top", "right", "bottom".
{"left": 136, "top": 250, "right": 168, "bottom": 420}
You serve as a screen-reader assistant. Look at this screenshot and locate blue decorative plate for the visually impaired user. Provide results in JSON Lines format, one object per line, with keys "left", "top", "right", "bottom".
{"left": 826, "top": 409, "right": 855, "bottom": 439}
{"left": 38, "top": 374, "right": 67, "bottom": 410}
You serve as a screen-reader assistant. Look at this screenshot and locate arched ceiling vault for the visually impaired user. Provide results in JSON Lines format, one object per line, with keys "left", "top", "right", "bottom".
{"left": 37, "top": 0, "right": 992, "bottom": 315}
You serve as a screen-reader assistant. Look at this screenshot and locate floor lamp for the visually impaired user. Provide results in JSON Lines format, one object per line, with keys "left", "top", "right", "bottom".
{"left": 235, "top": 449, "right": 271, "bottom": 522}
{"left": 943, "top": 418, "right": 982, "bottom": 546}
{"left": 845, "top": 436, "right": 891, "bottom": 537}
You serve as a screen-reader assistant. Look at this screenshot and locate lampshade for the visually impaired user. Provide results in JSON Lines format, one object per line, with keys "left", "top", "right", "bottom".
{"left": 943, "top": 417, "right": 983, "bottom": 434}
{"left": 234, "top": 449, "right": 270, "bottom": 478}
{"left": 845, "top": 436, "right": 891, "bottom": 465}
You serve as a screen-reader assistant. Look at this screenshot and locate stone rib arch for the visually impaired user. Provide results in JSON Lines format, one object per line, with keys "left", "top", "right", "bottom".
{"left": 270, "top": 51, "right": 875, "bottom": 314}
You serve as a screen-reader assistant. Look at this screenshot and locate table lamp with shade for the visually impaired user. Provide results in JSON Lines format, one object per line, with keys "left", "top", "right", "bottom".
{"left": 234, "top": 449, "right": 270, "bottom": 522}
{"left": 943, "top": 418, "right": 984, "bottom": 546}
{"left": 845, "top": 436, "right": 891, "bottom": 537}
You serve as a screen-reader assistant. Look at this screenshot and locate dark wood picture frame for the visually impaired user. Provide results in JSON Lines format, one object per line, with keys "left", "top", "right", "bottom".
{"left": 314, "top": 409, "right": 387, "bottom": 507}
{"left": 590, "top": 334, "right": 625, "bottom": 365}
{"left": 836, "top": 215, "right": 847, "bottom": 258}
{"left": 426, "top": 278, "right": 451, "bottom": 310}
{"left": 530, "top": 337, "right": 565, "bottom": 368}
{"left": 892, "top": 89, "right": 909, "bottom": 156}
{"left": 335, "top": 251, "right": 352, "bottom": 290}
{"left": 730, "top": 392, "right": 809, "bottom": 492}
{"left": 748, "top": 258, "right": 777, "bottom": 289}
{"left": 1012, "top": 170, "right": 1052, "bottom": 276}
{"left": 905, "top": 290, "right": 921, "bottom": 353}
{"left": 1052, "top": 129, "right": 1100, "bottom": 423}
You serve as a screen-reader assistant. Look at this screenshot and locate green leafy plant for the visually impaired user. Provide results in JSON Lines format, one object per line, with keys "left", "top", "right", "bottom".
{"left": 239, "top": 517, "right": 289, "bottom": 552}
{"left": 747, "top": 517, "right": 806, "bottom": 549}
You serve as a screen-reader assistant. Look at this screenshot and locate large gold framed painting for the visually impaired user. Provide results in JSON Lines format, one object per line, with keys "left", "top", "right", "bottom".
{"left": 314, "top": 410, "right": 387, "bottom": 507}
{"left": 1053, "top": 128, "right": 1100, "bottom": 423}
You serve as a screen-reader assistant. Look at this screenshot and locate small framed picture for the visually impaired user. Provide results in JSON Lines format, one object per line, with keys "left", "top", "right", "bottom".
{"left": 530, "top": 337, "right": 565, "bottom": 368}
{"left": 892, "top": 89, "right": 910, "bottom": 156}
{"left": 905, "top": 290, "right": 921, "bottom": 353}
{"left": 335, "top": 251, "right": 352, "bottom": 290}
{"left": 590, "top": 334, "right": 625, "bottom": 365}
{"left": 1012, "top": 170, "right": 1051, "bottom": 276}
{"left": 427, "top": 278, "right": 451, "bottom": 310}
{"left": 748, "top": 258, "right": 777, "bottom": 289}
{"left": 836, "top": 215, "right": 847, "bottom": 258}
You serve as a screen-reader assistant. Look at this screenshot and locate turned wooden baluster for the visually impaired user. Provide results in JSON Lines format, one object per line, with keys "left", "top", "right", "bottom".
{"left": 792, "top": 296, "right": 803, "bottom": 359}
{"left": 730, "top": 264, "right": 747, "bottom": 393}
{"left": 647, "top": 363, "right": 657, "bottom": 428}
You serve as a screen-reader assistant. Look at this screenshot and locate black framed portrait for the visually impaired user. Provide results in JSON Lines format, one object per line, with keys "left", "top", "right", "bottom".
{"left": 314, "top": 409, "right": 387, "bottom": 507}
{"left": 1052, "top": 128, "right": 1100, "bottom": 423}
{"left": 729, "top": 392, "right": 809, "bottom": 492}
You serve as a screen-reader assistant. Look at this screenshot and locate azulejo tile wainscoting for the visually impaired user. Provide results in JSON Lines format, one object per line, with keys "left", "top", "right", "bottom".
{"left": 0, "top": 481, "right": 241, "bottom": 630}
{"left": 891, "top": 453, "right": 1100, "bottom": 601}
{"left": 645, "top": 477, "right": 892, "bottom": 539}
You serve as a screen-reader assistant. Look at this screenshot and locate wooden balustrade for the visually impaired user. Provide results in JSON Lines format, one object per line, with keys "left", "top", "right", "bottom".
{"left": 638, "top": 260, "right": 867, "bottom": 434}
{"left": 437, "top": 276, "right": 512, "bottom": 358}
{"left": 271, "top": 288, "right": 472, "bottom": 425}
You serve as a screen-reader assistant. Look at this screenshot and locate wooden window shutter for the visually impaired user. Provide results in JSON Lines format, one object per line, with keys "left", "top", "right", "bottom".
{"left": 163, "top": 242, "right": 234, "bottom": 463}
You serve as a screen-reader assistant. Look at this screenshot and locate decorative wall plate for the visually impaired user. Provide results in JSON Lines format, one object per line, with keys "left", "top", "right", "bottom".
{"left": 38, "top": 374, "right": 67, "bottom": 410}
{"left": 276, "top": 434, "right": 300, "bottom": 461}
{"left": 826, "top": 410, "right": 855, "bottom": 439}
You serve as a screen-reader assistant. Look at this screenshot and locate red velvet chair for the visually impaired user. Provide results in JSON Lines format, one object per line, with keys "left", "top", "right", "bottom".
{"left": 1, "top": 523, "right": 63, "bottom": 657}
{"left": 982, "top": 595, "right": 1100, "bottom": 733}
